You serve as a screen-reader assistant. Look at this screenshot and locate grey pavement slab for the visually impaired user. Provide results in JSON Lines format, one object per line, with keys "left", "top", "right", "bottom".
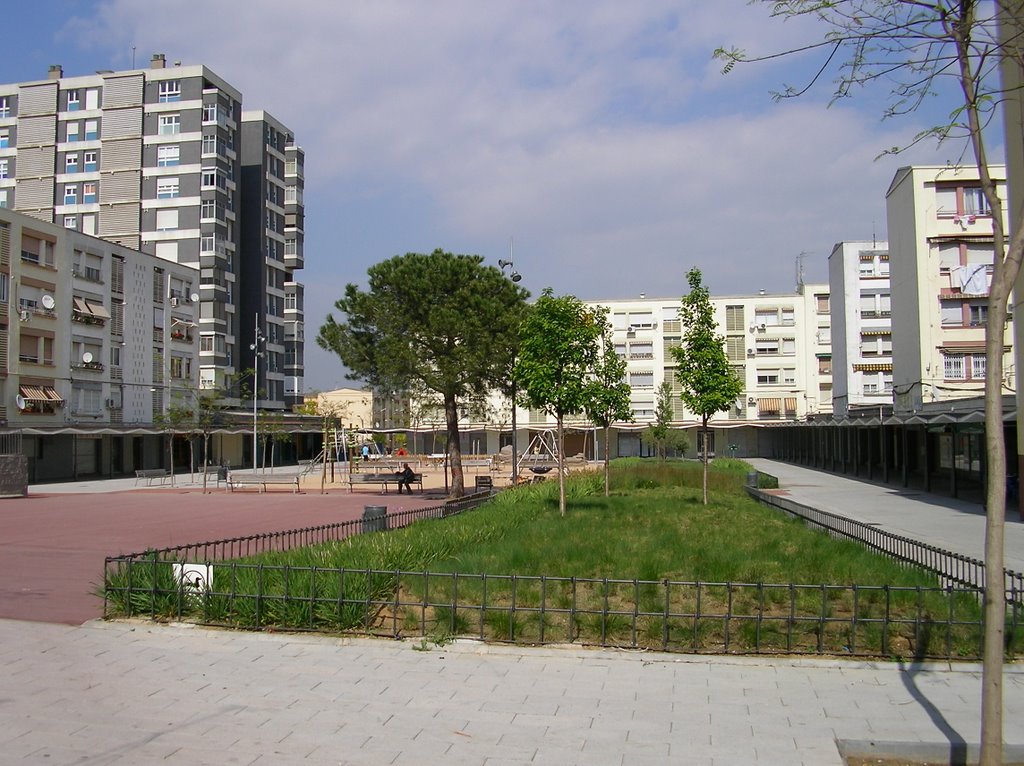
{"left": 1, "top": 618, "right": 1023, "bottom": 766}
{"left": 749, "top": 458, "right": 1024, "bottom": 572}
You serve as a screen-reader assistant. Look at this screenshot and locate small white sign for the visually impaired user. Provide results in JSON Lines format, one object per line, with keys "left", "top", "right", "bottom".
{"left": 173, "top": 563, "right": 213, "bottom": 595}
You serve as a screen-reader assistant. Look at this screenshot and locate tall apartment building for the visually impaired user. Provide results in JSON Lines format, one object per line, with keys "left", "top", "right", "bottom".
{"left": 828, "top": 240, "right": 893, "bottom": 417}
{"left": 0, "top": 55, "right": 304, "bottom": 409}
{"left": 0, "top": 207, "right": 199, "bottom": 480}
{"left": 239, "top": 111, "right": 305, "bottom": 408}
{"left": 886, "top": 165, "right": 1013, "bottom": 413}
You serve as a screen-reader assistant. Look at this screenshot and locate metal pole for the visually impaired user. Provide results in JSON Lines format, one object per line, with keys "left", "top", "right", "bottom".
{"left": 511, "top": 380, "right": 518, "bottom": 484}
{"left": 252, "top": 313, "right": 259, "bottom": 470}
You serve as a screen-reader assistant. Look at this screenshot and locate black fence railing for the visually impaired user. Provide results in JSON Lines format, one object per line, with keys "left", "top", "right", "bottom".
{"left": 102, "top": 492, "right": 492, "bottom": 592}
{"left": 746, "top": 485, "right": 1024, "bottom": 605}
{"left": 103, "top": 561, "right": 995, "bottom": 659}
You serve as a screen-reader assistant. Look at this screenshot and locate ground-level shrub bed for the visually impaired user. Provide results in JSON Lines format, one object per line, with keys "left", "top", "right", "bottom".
{"left": 103, "top": 460, "right": 1010, "bottom": 659}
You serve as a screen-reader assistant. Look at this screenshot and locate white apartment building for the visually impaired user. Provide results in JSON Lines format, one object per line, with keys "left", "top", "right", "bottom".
{"left": 828, "top": 240, "right": 892, "bottom": 417}
{"left": 0, "top": 207, "right": 199, "bottom": 480}
{"left": 886, "top": 165, "right": 1014, "bottom": 413}
{"left": 398, "top": 283, "right": 833, "bottom": 461}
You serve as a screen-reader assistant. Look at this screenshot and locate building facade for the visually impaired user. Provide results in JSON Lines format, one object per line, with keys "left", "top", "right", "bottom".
{"left": 828, "top": 240, "right": 892, "bottom": 417}
{"left": 886, "top": 165, "right": 1014, "bottom": 413}
{"left": 239, "top": 111, "right": 305, "bottom": 409}
{"left": 0, "top": 206, "right": 199, "bottom": 480}
{"left": 0, "top": 55, "right": 304, "bottom": 410}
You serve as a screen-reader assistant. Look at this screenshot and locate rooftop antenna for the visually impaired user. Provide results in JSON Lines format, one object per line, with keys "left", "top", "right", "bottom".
{"left": 796, "top": 251, "right": 809, "bottom": 289}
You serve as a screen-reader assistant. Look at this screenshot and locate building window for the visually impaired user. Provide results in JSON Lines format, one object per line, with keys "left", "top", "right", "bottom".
{"left": 0, "top": 128, "right": 8, "bottom": 148}
{"left": 158, "top": 80, "right": 181, "bottom": 103}
{"left": 940, "top": 300, "right": 963, "bottom": 326}
{"left": 816, "top": 295, "right": 829, "bottom": 313}
{"left": 963, "top": 187, "right": 991, "bottom": 216}
{"left": 755, "top": 339, "right": 779, "bottom": 356}
{"left": 757, "top": 370, "right": 780, "bottom": 385}
{"left": 202, "top": 134, "right": 216, "bottom": 155}
{"left": 969, "top": 302, "right": 988, "bottom": 326}
{"left": 65, "top": 153, "right": 78, "bottom": 173}
{"left": 64, "top": 184, "right": 78, "bottom": 204}
{"left": 67, "top": 89, "right": 81, "bottom": 111}
{"left": 63, "top": 215, "right": 77, "bottom": 229}
{"left": 0, "top": 96, "right": 10, "bottom": 118}
{"left": 84, "top": 120, "right": 98, "bottom": 140}
{"left": 0, "top": 190, "right": 7, "bottom": 208}
{"left": 66, "top": 122, "right": 80, "bottom": 142}
{"left": 944, "top": 354, "right": 966, "bottom": 380}
{"left": 158, "top": 114, "right": 180, "bottom": 135}
{"left": 156, "top": 209, "right": 178, "bottom": 231}
{"left": 202, "top": 103, "right": 217, "bottom": 122}
{"left": 156, "top": 177, "right": 179, "bottom": 199}
{"left": 0, "top": 159, "right": 8, "bottom": 179}
{"left": 83, "top": 182, "right": 97, "bottom": 203}
{"left": 200, "top": 200, "right": 215, "bottom": 219}
{"left": 818, "top": 358, "right": 832, "bottom": 374}
{"left": 83, "top": 151, "right": 97, "bottom": 172}
{"left": 157, "top": 145, "right": 179, "bottom": 167}
{"left": 201, "top": 169, "right": 216, "bottom": 188}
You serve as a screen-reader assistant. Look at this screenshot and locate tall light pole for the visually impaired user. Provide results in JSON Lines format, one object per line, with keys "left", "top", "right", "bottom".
{"left": 250, "top": 313, "right": 265, "bottom": 471}
{"left": 499, "top": 249, "right": 522, "bottom": 484}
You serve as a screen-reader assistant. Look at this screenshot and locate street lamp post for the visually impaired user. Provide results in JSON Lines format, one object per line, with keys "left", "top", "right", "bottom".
{"left": 250, "top": 313, "right": 265, "bottom": 472}
{"left": 499, "top": 253, "right": 522, "bottom": 484}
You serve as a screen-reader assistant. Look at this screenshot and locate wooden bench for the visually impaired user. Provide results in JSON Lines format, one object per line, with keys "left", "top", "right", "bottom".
{"left": 474, "top": 475, "right": 494, "bottom": 493}
{"left": 227, "top": 475, "right": 301, "bottom": 494}
{"left": 135, "top": 469, "right": 169, "bottom": 486}
{"left": 461, "top": 458, "right": 494, "bottom": 472}
{"left": 348, "top": 472, "right": 423, "bottom": 494}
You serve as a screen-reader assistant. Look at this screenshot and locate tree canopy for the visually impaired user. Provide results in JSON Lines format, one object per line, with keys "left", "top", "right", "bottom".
{"left": 584, "top": 311, "right": 634, "bottom": 496}
{"left": 672, "top": 268, "right": 742, "bottom": 505}
{"left": 516, "top": 289, "right": 603, "bottom": 515}
{"left": 317, "top": 250, "right": 529, "bottom": 496}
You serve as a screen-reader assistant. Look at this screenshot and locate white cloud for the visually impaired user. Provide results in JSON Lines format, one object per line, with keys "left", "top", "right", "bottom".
{"left": 67, "top": 0, "right": 960, "bottom": 386}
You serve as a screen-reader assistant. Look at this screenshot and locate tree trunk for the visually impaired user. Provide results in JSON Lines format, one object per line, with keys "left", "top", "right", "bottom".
{"left": 557, "top": 414, "right": 566, "bottom": 516}
{"left": 201, "top": 432, "right": 209, "bottom": 493}
{"left": 444, "top": 393, "right": 465, "bottom": 497}
{"left": 702, "top": 418, "right": 709, "bottom": 505}
{"left": 604, "top": 425, "right": 611, "bottom": 497}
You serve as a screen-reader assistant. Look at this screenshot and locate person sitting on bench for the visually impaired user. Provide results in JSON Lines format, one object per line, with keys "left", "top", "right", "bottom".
{"left": 396, "top": 462, "right": 416, "bottom": 494}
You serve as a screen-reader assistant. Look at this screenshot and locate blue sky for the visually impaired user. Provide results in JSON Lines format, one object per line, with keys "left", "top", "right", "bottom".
{"left": 6, "top": 1, "right": 973, "bottom": 391}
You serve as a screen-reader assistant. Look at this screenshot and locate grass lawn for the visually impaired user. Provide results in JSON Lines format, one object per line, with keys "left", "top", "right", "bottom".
{"left": 105, "top": 459, "right": 1005, "bottom": 659}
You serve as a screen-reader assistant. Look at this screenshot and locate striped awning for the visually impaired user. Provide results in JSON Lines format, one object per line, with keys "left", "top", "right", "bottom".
{"left": 860, "top": 329, "right": 891, "bottom": 337}
{"left": 853, "top": 362, "right": 893, "bottom": 372}
{"left": 19, "top": 384, "right": 63, "bottom": 403}
{"left": 758, "top": 397, "right": 781, "bottom": 415}
{"left": 784, "top": 397, "right": 797, "bottom": 412}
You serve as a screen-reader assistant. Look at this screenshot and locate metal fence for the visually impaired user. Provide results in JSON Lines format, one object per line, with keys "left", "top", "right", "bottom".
{"left": 0, "top": 432, "right": 22, "bottom": 456}
{"left": 746, "top": 485, "right": 1024, "bottom": 604}
{"left": 102, "top": 491, "right": 492, "bottom": 583}
{"left": 103, "top": 561, "right": 996, "bottom": 659}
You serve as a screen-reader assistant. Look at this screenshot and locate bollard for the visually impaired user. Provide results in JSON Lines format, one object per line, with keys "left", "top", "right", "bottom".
{"left": 362, "top": 505, "right": 388, "bottom": 534}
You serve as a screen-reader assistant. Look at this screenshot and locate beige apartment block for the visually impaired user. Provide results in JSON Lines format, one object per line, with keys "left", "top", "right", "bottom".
{"left": 886, "top": 165, "right": 1013, "bottom": 414}
{"left": 0, "top": 206, "right": 199, "bottom": 480}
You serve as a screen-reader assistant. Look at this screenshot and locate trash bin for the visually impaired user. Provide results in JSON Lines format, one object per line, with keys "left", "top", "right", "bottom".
{"left": 745, "top": 471, "right": 759, "bottom": 488}
{"left": 362, "top": 505, "right": 388, "bottom": 534}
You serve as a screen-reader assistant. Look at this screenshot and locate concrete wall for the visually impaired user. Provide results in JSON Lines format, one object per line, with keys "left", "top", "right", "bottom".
{"left": 0, "top": 455, "right": 28, "bottom": 496}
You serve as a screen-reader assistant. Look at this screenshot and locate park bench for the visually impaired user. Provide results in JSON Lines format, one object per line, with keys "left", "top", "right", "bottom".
{"left": 474, "top": 475, "right": 494, "bottom": 493}
{"left": 227, "top": 474, "right": 301, "bottom": 494}
{"left": 460, "top": 457, "right": 494, "bottom": 472}
{"left": 134, "top": 468, "right": 169, "bottom": 486}
{"left": 348, "top": 472, "right": 423, "bottom": 494}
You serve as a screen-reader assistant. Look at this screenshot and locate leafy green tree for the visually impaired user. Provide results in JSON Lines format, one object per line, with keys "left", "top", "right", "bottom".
{"left": 516, "top": 290, "right": 603, "bottom": 515}
{"left": 717, "top": 5, "right": 1024, "bottom": 756}
{"left": 584, "top": 317, "right": 633, "bottom": 496}
{"left": 672, "top": 268, "right": 742, "bottom": 505}
{"left": 644, "top": 381, "right": 674, "bottom": 461}
{"left": 317, "top": 250, "right": 528, "bottom": 497}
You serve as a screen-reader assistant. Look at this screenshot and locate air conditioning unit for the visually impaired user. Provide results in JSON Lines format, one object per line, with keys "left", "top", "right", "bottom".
{"left": 104, "top": 398, "right": 115, "bottom": 408}
{"left": 748, "top": 396, "right": 757, "bottom": 405}
{"left": 747, "top": 348, "right": 755, "bottom": 356}
{"left": 758, "top": 324, "right": 766, "bottom": 332}
{"left": 170, "top": 297, "right": 180, "bottom": 307}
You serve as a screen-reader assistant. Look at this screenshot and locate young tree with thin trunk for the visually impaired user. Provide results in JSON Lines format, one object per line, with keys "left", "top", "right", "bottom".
{"left": 584, "top": 314, "right": 633, "bottom": 496}
{"left": 717, "top": 4, "right": 1024, "bottom": 759}
{"left": 672, "top": 268, "right": 742, "bottom": 505}
{"left": 516, "top": 290, "right": 603, "bottom": 515}
{"left": 317, "top": 251, "right": 528, "bottom": 498}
